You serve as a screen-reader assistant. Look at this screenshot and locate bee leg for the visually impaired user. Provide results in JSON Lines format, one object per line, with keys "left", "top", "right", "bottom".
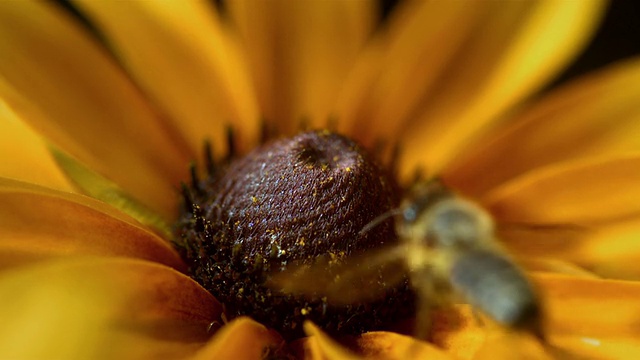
{"left": 471, "top": 307, "right": 485, "bottom": 327}
{"left": 414, "top": 299, "right": 434, "bottom": 342}
{"left": 410, "top": 268, "right": 436, "bottom": 342}
{"left": 403, "top": 268, "right": 437, "bottom": 359}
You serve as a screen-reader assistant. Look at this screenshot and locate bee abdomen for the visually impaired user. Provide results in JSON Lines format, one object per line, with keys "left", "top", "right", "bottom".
{"left": 449, "top": 250, "right": 540, "bottom": 331}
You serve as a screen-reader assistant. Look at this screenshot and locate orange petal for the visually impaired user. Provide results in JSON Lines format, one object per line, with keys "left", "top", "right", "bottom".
{"left": 0, "top": 257, "right": 221, "bottom": 360}
{"left": 446, "top": 57, "right": 640, "bottom": 198}
{"left": 192, "top": 317, "right": 283, "bottom": 360}
{"left": 0, "top": 100, "right": 73, "bottom": 192}
{"left": 0, "top": 1, "right": 192, "bottom": 219}
{"left": 533, "top": 273, "right": 640, "bottom": 359}
{"left": 337, "top": 1, "right": 485, "bottom": 146}
{"left": 228, "top": 0, "right": 376, "bottom": 133}
{"left": 72, "top": 0, "right": 260, "bottom": 156}
{"left": 484, "top": 154, "right": 640, "bottom": 224}
{"left": 0, "top": 177, "right": 185, "bottom": 271}
{"left": 397, "top": 0, "right": 606, "bottom": 176}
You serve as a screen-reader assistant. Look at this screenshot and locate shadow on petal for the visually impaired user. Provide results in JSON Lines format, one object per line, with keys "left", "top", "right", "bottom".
{"left": 0, "top": 101, "right": 74, "bottom": 192}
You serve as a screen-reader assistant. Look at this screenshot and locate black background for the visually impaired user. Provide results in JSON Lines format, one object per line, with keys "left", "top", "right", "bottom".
{"left": 552, "top": 1, "right": 640, "bottom": 87}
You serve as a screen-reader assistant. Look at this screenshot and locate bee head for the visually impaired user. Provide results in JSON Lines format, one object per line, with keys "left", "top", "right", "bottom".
{"left": 400, "top": 178, "right": 450, "bottom": 223}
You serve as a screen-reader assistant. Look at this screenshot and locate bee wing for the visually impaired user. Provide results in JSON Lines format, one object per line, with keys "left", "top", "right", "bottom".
{"left": 267, "top": 245, "right": 409, "bottom": 304}
{"left": 498, "top": 222, "right": 591, "bottom": 242}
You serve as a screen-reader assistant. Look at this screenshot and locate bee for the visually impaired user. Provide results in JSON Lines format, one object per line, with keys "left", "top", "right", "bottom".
{"left": 268, "top": 178, "right": 543, "bottom": 342}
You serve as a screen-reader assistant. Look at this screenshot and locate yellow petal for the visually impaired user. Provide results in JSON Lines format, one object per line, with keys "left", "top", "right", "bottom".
{"left": 398, "top": 0, "right": 606, "bottom": 176}
{"left": 0, "top": 178, "right": 184, "bottom": 271}
{"left": 0, "top": 1, "right": 192, "bottom": 219}
{"left": 337, "top": 1, "right": 484, "bottom": 145}
{"left": 72, "top": 0, "right": 260, "bottom": 156}
{"left": 228, "top": 0, "right": 376, "bottom": 133}
{"left": 533, "top": 273, "right": 640, "bottom": 359}
{"left": 192, "top": 317, "right": 283, "bottom": 360}
{"left": 0, "top": 257, "right": 221, "bottom": 360}
{"left": 0, "top": 100, "right": 73, "bottom": 192}
{"left": 579, "top": 220, "right": 640, "bottom": 280}
{"left": 485, "top": 154, "right": 640, "bottom": 224}
{"left": 446, "top": 57, "right": 640, "bottom": 198}
{"left": 472, "top": 332, "right": 552, "bottom": 360}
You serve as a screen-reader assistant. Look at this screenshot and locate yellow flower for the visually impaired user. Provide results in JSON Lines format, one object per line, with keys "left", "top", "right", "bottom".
{"left": 1, "top": 0, "right": 640, "bottom": 359}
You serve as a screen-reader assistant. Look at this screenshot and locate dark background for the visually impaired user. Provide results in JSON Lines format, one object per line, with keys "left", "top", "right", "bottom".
{"left": 551, "top": 1, "right": 640, "bottom": 87}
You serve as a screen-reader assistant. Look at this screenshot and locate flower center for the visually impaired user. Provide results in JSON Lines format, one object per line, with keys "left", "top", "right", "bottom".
{"left": 174, "top": 130, "right": 414, "bottom": 340}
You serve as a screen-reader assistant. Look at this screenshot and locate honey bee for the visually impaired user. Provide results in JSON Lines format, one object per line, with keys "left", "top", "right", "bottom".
{"left": 268, "top": 178, "right": 543, "bottom": 342}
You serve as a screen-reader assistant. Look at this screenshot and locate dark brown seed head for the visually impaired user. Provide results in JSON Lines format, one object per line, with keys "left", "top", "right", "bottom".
{"left": 174, "top": 130, "right": 414, "bottom": 340}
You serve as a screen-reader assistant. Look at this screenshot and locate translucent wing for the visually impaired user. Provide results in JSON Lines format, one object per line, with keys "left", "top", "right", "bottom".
{"left": 267, "top": 245, "right": 409, "bottom": 304}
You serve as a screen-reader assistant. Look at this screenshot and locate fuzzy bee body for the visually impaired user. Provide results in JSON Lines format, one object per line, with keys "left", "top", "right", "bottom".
{"left": 449, "top": 249, "right": 540, "bottom": 330}
{"left": 270, "top": 179, "right": 543, "bottom": 339}
{"left": 398, "top": 180, "right": 542, "bottom": 336}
